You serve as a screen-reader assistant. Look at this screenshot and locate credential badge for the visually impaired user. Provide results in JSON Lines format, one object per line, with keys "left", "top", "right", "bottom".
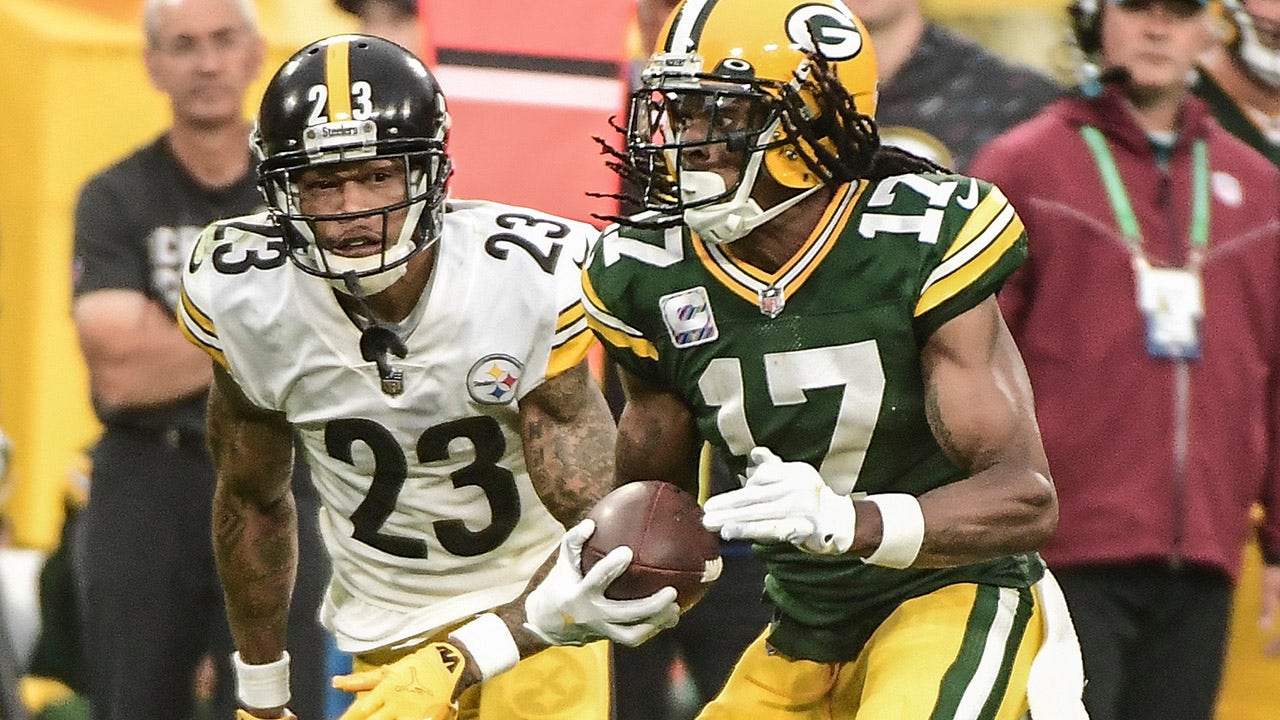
{"left": 660, "top": 287, "right": 718, "bottom": 348}
{"left": 468, "top": 354, "right": 523, "bottom": 405}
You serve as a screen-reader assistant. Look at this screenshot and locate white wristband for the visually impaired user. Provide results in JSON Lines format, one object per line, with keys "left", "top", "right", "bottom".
{"left": 863, "top": 494, "right": 925, "bottom": 569}
{"left": 232, "top": 651, "right": 290, "bottom": 710}
{"left": 449, "top": 613, "right": 520, "bottom": 681}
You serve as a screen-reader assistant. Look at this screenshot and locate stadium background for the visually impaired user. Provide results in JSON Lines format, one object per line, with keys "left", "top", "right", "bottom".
{"left": 0, "top": 0, "right": 1273, "bottom": 716}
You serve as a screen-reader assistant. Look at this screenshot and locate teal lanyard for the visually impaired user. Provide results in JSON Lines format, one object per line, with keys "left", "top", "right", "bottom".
{"left": 1080, "top": 125, "right": 1211, "bottom": 262}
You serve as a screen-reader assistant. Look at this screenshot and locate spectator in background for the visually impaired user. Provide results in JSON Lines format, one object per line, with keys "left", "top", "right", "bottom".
{"left": 332, "top": 0, "right": 422, "bottom": 56}
{"left": 848, "top": 0, "right": 1061, "bottom": 169}
{"left": 1195, "top": 0, "right": 1280, "bottom": 165}
{"left": 969, "top": 1, "right": 1280, "bottom": 719}
{"left": 68, "top": 1, "right": 330, "bottom": 718}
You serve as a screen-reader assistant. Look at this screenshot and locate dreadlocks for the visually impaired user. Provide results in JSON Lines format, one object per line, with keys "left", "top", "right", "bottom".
{"left": 592, "top": 48, "right": 949, "bottom": 228}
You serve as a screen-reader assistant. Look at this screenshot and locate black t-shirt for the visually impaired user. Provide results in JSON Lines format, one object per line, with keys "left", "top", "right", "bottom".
{"left": 72, "top": 134, "right": 263, "bottom": 431}
{"left": 876, "top": 23, "right": 1063, "bottom": 172}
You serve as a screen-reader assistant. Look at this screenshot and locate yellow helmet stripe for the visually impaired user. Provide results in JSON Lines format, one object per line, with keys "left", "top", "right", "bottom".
{"left": 664, "top": 0, "right": 716, "bottom": 53}
{"left": 325, "top": 40, "right": 353, "bottom": 121}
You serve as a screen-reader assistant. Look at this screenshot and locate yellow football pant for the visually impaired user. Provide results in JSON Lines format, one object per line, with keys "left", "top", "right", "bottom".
{"left": 353, "top": 638, "right": 610, "bottom": 719}
{"left": 698, "top": 583, "right": 1043, "bottom": 720}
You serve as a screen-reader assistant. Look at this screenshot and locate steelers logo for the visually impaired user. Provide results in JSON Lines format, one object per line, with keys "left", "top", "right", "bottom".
{"left": 467, "top": 354, "right": 523, "bottom": 405}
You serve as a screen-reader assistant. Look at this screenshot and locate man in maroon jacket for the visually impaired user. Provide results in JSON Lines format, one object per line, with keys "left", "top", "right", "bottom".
{"left": 969, "top": 1, "right": 1280, "bottom": 719}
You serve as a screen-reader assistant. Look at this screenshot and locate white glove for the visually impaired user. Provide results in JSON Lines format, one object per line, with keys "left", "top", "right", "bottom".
{"left": 525, "top": 519, "right": 681, "bottom": 647}
{"left": 702, "top": 447, "right": 856, "bottom": 555}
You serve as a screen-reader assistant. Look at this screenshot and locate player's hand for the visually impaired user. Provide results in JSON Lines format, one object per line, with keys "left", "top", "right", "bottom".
{"left": 236, "top": 710, "right": 295, "bottom": 720}
{"left": 332, "top": 642, "right": 465, "bottom": 720}
{"left": 524, "top": 519, "right": 680, "bottom": 647}
{"left": 702, "top": 446, "right": 855, "bottom": 554}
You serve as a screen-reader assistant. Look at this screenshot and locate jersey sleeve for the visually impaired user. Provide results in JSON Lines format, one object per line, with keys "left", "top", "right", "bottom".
{"left": 911, "top": 178, "right": 1027, "bottom": 339}
{"left": 580, "top": 224, "right": 666, "bottom": 385}
{"left": 176, "top": 222, "right": 229, "bottom": 371}
{"left": 543, "top": 221, "right": 599, "bottom": 381}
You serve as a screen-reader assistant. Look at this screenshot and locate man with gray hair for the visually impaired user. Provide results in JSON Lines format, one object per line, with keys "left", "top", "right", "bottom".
{"left": 70, "top": 1, "right": 329, "bottom": 718}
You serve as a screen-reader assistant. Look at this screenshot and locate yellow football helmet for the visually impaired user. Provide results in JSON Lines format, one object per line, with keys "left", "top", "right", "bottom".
{"left": 624, "top": 0, "right": 878, "bottom": 243}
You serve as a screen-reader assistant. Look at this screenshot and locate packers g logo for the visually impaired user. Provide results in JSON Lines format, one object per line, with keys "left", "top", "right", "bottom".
{"left": 785, "top": 3, "right": 864, "bottom": 61}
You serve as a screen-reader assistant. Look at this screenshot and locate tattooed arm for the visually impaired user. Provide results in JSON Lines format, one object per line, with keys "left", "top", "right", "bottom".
{"left": 207, "top": 365, "right": 298, "bottom": 711}
{"left": 442, "top": 361, "right": 626, "bottom": 687}
{"left": 857, "top": 295, "right": 1057, "bottom": 567}
{"left": 518, "top": 361, "right": 618, "bottom": 527}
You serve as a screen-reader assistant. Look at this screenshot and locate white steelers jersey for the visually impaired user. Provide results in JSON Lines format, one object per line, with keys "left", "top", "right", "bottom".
{"left": 178, "top": 199, "right": 598, "bottom": 652}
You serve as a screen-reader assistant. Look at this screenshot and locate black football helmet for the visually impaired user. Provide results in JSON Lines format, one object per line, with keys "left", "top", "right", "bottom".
{"left": 253, "top": 34, "right": 451, "bottom": 292}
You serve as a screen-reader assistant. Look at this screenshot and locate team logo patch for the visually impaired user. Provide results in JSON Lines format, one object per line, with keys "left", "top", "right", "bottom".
{"left": 468, "top": 354, "right": 523, "bottom": 405}
{"left": 660, "top": 287, "right": 719, "bottom": 348}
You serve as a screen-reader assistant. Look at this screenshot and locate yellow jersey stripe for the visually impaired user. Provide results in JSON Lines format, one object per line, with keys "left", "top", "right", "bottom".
{"left": 177, "top": 318, "right": 229, "bottom": 370}
{"left": 556, "top": 302, "right": 586, "bottom": 332}
{"left": 585, "top": 315, "right": 659, "bottom": 361}
{"left": 581, "top": 269, "right": 660, "bottom": 360}
{"left": 546, "top": 327, "right": 597, "bottom": 378}
{"left": 326, "top": 40, "right": 352, "bottom": 121}
{"left": 943, "top": 187, "right": 1010, "bottom": 261}
{"left": 179, "top": 288, "right": 216, "bottom": 337}
{"left": 694, "top": 241, "right": 758, "bottom": 305}
{"left": 915, "top": 212, "right": 1024, "bottom": 316}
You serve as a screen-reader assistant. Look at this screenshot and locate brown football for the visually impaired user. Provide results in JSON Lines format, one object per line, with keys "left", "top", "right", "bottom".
{"left": 580, "top": 480, "right": 722, "bottom": 612}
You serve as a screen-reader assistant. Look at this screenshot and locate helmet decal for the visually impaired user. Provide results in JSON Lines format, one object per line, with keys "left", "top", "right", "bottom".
{"left": 786, "top": 3, "right": 864, "bottom": 61}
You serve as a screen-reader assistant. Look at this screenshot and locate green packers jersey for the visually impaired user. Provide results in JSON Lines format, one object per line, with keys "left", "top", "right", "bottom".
{"left": 583, "top": 174, "right": 1044, "bottom": 662}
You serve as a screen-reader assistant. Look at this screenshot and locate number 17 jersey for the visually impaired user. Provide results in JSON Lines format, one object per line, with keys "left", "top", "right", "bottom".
{"left": 582, "top": 175, "right": 1045, "bottom": 662}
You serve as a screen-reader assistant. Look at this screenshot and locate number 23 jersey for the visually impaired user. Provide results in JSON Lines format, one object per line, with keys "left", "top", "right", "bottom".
{"left": 583, "top": 175, "right": 1044, "bottom": 662}
{"left": 179, "top": 199, "right": 596, "bottom": 653}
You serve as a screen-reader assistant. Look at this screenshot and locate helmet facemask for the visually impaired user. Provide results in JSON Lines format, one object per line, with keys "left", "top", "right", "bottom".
{"left": 257, "top": 134, "right": 450, "bottom": 295}
{"left": 623, "top": 53, "right": 856, "bottom": 244}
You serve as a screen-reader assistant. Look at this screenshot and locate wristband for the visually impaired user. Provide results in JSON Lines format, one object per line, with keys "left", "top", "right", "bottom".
{"left": 449, "top": 613, "right": 520, "bottom": 681}
{"left": 232, "top": 651, "right": 290, "bottom": 710}
{"left": 862, "top": 494, "right": 925, "bottom": 569}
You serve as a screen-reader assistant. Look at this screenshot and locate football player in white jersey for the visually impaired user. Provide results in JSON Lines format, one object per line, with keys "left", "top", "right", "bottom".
{"left": 178, "top": 35, "right": 680, "bottom": 720}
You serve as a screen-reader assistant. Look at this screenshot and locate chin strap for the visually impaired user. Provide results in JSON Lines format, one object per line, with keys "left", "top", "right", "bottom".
{"left": 682, "top": 167, "right": 822, "bottom": 244}
{"left": 342, "top": 272, "right": 409, "bottom": 395}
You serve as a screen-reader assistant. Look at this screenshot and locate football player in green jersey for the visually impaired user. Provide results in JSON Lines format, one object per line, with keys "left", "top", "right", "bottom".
{"left": 583, "top": 0, "right": 1088, "bottom": 717}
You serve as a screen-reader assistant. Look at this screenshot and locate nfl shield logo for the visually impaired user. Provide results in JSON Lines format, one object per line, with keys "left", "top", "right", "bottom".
{"left": 660, "top": 287, "right": 719, "bottom": 348}
{"left": 758, "top": 286, "right": 785, "bottom": 318}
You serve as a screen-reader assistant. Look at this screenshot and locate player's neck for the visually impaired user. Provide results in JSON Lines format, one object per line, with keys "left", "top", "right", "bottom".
{"left": 337, "top": 246, "right": 436, "bottom": 324}
{"left": 1205, "top": 50, "right": 1280, "bottom": 118}
{"left": 867, "top": 12, "right": 926, "bottom": 85}
{"left": 726, "top": 186, "right": 834, "bottom": 274}
{"left": 166, "top": 118, "right": 255, "bottom": 191}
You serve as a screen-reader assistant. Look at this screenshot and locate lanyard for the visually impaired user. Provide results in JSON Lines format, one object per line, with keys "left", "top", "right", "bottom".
{"left": 1080, "top": 125, "right": 1211, "bottom": 263}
